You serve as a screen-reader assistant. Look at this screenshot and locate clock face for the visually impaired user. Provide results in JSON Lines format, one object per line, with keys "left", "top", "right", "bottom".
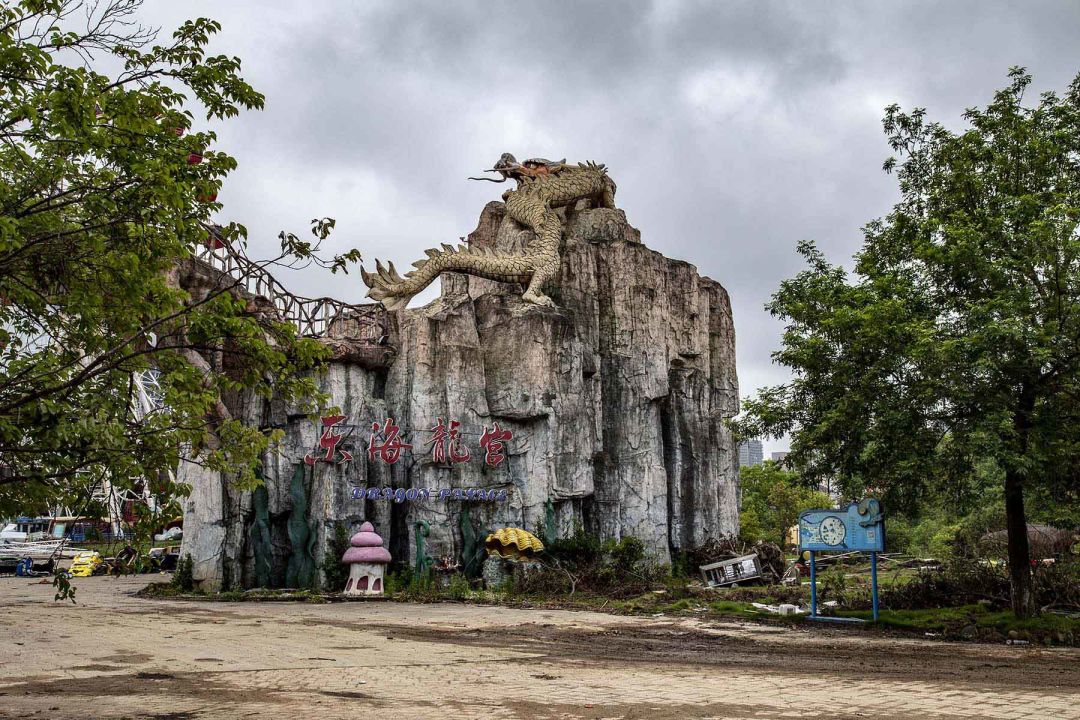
{"left": 819, "top": 516, "right": 847, "bottom": 546}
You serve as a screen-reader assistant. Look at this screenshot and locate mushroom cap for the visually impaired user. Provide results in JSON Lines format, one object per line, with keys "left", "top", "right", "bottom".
{"left": 350, "top": 521, "right": 384, "bottom": 548}
{"left": 343, "top": 521, "right": 391, "bottom": 564}
{"left": 342, "top": 546, "right": 391, "bottom": 564}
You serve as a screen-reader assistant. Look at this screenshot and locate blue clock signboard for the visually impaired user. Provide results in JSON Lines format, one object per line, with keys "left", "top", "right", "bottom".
{"left": 798, "top": 498, "right": 885, "bottom": 552}
{"left": 798, "top": 498, "right": 885, "bottom": 622}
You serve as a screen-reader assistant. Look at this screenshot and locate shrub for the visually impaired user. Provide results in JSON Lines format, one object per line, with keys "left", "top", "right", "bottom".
{"left": 383, "top": 569, "right": 407, "bottom": 596}
{"left": 953, "top": 502, "right": 1007, "bottom": 558}
{"left": 519, "top": 529, "right": 669, "bottom": 598}
{"left": 172, "top": 554, "right": 195, "bottom": 592}
{"left": 818, "top": 566, "right": 848, "bottom": 602}
{"left": 609, "top": 536, "right": 645, "bottom": 571}
{"left": 1032, "top": 557, "right": 1080, "bottom": 610}
{"left": 322, "top": 523, "right": 351, "bottom": 592}
{"left": 446, "top": 573, "right": 471, "bottom": 601}
{"left": 391, "top": 570, "right": 440, "bottom": 601}
{"left": 879, "top": 559, "right": 1009, "bottom": 610}
{"left": 544, "top": 524, "right": 604, "bottom": 567}
{"left": 885, "top": 512, "right": 960, "bottom": 558}
{"left": 884, "top": 516, "right": 915, "bottom": 555}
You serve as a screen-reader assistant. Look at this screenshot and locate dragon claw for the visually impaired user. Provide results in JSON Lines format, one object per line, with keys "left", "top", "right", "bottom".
{"left": 522, "top": 290, "right": 556, "bottom": 308}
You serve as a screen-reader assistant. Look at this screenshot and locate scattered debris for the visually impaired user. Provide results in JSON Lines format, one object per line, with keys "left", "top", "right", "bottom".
{"left": 701, "top": 554, "right": 764, "bottom": 588}
{"left": 750, "top": 602, "right": 807, "bottom": 616}
{"left": 980, "top": 524, "right": 1075, "bottom": 557}
{"left": 689, "top": 537, "right": 785, "bottom": 584}
{"left": 153, "top": 526, "right": 183, "bottom": 542}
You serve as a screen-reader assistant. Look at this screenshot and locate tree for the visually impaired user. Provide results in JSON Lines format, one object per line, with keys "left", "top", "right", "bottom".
{"left": 738, "top": 68, "right": 1080, "bottom": 617}
{"left": 739, "top": 461, "right": 831, "bottom": 549}
{"left": 0, "top": 2, "right": 357, "bottom": 526}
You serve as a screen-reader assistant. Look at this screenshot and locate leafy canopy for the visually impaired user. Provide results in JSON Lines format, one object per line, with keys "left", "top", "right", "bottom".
{"left": 737, "top": 67, "right": 1080, "bottom": 615}
{"left": 739, "top": 68, "right": 1080, "bottom": 515}
{"left": 0, "top": 1, "right": 357, "bottom": 519}
{"left": 739, "top": 461, "right": 831, "bottom": 549}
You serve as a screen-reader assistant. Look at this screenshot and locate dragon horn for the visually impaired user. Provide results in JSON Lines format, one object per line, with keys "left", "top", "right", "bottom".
{"left": 376, "top": 259, "right": 394, "bottom": 284}
{"left": 387, "top": 260, "right": 405, "bottom": 284}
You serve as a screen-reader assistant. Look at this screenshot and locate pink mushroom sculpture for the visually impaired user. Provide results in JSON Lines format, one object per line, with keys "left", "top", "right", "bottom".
{"left": 342, "top": 522, "right": 391, "bottom": 596}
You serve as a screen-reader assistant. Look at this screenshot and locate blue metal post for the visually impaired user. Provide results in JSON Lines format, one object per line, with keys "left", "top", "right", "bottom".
{"left": 809, "top": 550, "right": 817, "bottom": 617}
{"left": 870, "top": 551, "right": 879, "bottom": 622}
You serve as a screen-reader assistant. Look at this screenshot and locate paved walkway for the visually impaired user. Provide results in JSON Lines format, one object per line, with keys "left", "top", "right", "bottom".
{"left": 0, "top": 576, "right": 1075, "bottom": 719}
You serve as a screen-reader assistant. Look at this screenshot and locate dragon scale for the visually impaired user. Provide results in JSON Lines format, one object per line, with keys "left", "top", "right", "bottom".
{"left": 362, "top": 159, "right": 616, "bottom": 309}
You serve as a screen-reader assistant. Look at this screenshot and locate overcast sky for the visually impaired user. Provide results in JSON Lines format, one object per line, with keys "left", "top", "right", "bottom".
{"left": 139, "top": 1, "right": 1079, "bottom": 453}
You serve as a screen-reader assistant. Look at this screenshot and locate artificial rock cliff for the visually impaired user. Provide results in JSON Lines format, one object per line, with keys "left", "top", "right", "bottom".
{"left": 179, "top": 201, "right": 739, "bottom": 590}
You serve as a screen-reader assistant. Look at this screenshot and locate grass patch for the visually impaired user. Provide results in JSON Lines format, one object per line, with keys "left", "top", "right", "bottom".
{"left": 708, "top": 600, "right": 760, "bottom": 615}
{"left": 834, "top": 604, "right": 1080, "bottom": 644}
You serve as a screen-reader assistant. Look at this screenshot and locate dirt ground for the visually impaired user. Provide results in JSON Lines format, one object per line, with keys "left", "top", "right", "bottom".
{"left": 0, "top": 576, "right": 1076, "bottom": 719}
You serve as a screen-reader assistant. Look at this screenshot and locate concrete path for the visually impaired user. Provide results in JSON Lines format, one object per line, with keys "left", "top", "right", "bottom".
{"left": 0, "top": 576, "right": 1075, "bottom": 719}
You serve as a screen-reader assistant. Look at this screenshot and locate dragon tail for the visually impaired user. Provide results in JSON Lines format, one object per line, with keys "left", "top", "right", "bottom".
{"left": 362, "top": 242, "right": 531, "bottom": 310}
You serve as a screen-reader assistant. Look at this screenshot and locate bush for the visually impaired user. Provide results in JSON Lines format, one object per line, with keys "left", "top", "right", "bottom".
{"left": 802, "top": 557, "right": 1080, "bottom": 614}
{"left": 1032, "top": 557, "right": 1080, "bottom": 610}
{"left": 953, "top": 502, "right": 1007, "bottom": 557}
{"left": 172, "top": 554, "right": 194, "bottom": 592}
{"left": 388, "top": 569, "right": 442, "bottom": 601}
{"left": 818, "top": 566, "right": 848, "bottom": 602}
{"left": 883, "top": 516, "right": 915, "bottom": 555}
{"left": 383, "top": 569, "right": 406, "bottom": 596}
{"left": 322, "top": 523, "right": 351, "bottom": 592}
{"left": 520, "top": 529, "right": 668, "bottom": 598}
{"left": 544, "top": 524, "right": 604, "bottom": 567}
{"left": 879, "top": 559, "right": 1009, "bottom": 610}
{"left": 609, "top": 536, "right": 645, "bottom": 571}
{"left": 445, "top": 573, "right": 471, "bottom": 601}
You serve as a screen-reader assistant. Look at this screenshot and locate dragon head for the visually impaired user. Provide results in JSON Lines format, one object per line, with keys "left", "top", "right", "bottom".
{"left": 468, "top": 152, "right": 523, "bottom": 183}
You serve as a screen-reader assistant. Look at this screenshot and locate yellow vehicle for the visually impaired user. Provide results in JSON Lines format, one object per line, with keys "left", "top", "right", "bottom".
{"left": 68, "top": 551, "right": 102, "bottom": 577}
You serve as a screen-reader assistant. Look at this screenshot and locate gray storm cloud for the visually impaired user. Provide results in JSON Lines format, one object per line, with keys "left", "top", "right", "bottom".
{"left": 137, "top": 0, "right": 1080, "bottom": 452}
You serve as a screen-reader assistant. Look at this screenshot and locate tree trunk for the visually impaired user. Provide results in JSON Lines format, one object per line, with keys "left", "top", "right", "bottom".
{"left": 1004, "top": 468, "right": 1034, "bottom": 617}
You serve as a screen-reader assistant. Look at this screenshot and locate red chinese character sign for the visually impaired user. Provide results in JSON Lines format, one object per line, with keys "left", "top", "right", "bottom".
{"left": 367, "top": 418, "right": 412, "bottom": 465}
{"left": 305, "top": 415, "right": 353, "bottom": 466}
{"left": 480, "top": 423, "right": 513, "bottom": 467}
{"left": 356, "top": 417, "right": 515, "bottom": 467}
{"left": 427, "top": 417, "right": 471, "bottom": 464}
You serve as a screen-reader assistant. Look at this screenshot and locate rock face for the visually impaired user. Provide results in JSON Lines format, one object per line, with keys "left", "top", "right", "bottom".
{"left": 179, "top": 201, "right": 739, "bottom": 590}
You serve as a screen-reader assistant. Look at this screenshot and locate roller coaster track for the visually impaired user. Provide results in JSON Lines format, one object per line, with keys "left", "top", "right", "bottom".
{"left": 132, "top": 229, "right": 391, "bottom": 437}
{"left": 192, "top": 227, "right": 388, "bottom": 341}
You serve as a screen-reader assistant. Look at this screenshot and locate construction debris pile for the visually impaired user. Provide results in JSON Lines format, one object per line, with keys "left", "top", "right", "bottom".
{"left": 690, "top": 536, "right": 785, "bottom": 587}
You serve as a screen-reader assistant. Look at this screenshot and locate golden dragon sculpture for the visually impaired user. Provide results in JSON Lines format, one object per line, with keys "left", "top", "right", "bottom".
{"left": 361, "top": 153, "right": 617, "bottom": 309}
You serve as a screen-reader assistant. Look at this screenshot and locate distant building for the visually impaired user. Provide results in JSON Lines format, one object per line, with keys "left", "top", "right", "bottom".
{"left": 770, "top": 451, "right": 789, "bottom": 465}
{"left": 739, "top": 439, "right": 764, "bottom": 467}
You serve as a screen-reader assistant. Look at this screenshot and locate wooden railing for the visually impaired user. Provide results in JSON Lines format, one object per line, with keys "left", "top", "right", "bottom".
{"left": 191, "top": 232, "right": 387, "bottom": 341}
